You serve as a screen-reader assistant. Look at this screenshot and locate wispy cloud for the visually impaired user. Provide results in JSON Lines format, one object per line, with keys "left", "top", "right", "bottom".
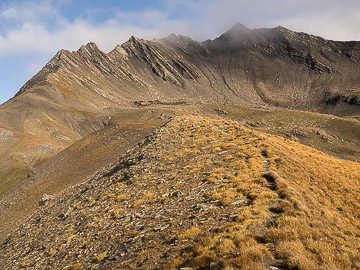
{"left": 1, "top": 0, "right": 360, "bottom": 58}
{"left": 0, "top": 0, "right": 191, "bottom": 56}
{"left": 0, "top": 0, "right": 57, "bottom": 23}
{"left": 163, "top": 0, "right": 360, "bottom": 41}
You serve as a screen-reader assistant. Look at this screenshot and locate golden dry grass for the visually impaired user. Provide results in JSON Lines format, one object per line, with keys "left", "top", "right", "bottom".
{"left": 162, "top": 115, "right": 360, "bottom": 269}
{"left": 2, "top": 114, "right": 359, "bottom": 270}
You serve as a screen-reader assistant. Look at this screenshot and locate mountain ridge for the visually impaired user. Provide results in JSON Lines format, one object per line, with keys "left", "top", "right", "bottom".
{"left": 1, "top": 115, "right": 359, "bottom": 269}
{"left": 0, "top": 24, "right": 360, "bottom": 269}
{"left": 1, "top": 23, "right": 360, "bottom": 198}
{"left": 13, "top": 25, "right": 360, "bottom": 111}
{"left": 1, "top": 103, "right": 360, "bottom": 244}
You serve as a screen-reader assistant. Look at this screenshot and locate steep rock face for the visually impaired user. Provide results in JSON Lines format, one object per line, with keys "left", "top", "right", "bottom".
{"left": 121, "top": 36, "right": 201, "bottom": 86}
{"left": 194, "top": 25, "right": 360, "bottom": 111}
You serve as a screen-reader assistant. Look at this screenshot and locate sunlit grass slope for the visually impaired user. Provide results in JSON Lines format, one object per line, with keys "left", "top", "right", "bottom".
{"left": 1, "top": 115, "right": 359, "bottom": 270}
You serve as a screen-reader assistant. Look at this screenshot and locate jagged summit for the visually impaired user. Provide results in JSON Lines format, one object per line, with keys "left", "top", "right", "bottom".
{"left": 55, "top": 48, "right": 71, "bottom": 57}
{"left": 166, "top": 33, "right": 178, "bottom": 39}
{"left": 128, "top": 35, "right": 142, "bottom": 43}
{"left": 216, "top": 23, "right": 298, "bottom": 44}
{"left": 78, "top": 42, "right": 102, "bottom": 53}
{"left": 76, "top": 42, "right": 107, "bottom": 60}
{"left": 217, "top": 23, "right": 252, "bottom": 41}
{"left": 159, "top": 34, "right": 197, "bottom": 48}
{"left": 227, "top": 22, "right": 251, "bottom": 33}
{"left": 273, "top": 25, "right": 292, "bottom": 31}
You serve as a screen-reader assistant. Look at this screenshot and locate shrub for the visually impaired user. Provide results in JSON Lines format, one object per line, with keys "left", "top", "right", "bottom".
{"left": 178, "top": 227, "right": 202, "bottom": 240}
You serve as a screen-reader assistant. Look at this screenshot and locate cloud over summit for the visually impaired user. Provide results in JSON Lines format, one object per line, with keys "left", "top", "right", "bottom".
{"left": 0, "top": 0, "right": 360, "bottom": 104}
{"left": 1, "top": 0, "right": 360, "bottom": 57}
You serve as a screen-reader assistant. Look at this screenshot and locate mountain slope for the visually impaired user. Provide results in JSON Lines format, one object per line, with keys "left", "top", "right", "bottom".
{"left": 1, "top": 103, "right": 360, "bottom": 244}
{"left": 14, "top": 24, "right": 360, "bottom": 114}
{"left": 1, "top": 25, "right": 360, "bottom": 196}
{"left": 0, "top": 115, "right": 167, "bottom": 241}
{"left": 1, "top": 115, "right": 359, "bottom": 270}
{"left": 0, "top": 90, "right": 108, "bottom": 195}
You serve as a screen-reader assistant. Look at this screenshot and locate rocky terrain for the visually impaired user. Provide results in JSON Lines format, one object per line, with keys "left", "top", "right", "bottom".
{"left": 15, "top": 23, "right": 360, "bottom": 114}
{"left": 1, "top": 103, "right": 360, "bottom": 245}
{"left": 0, "top": 24, "right": 360, "bottom": 269}
{"left": 0, "top": 115, "right": 167, "bottom": 241}
{"left": 1, "top": 115, "right": 359, "bottom": 269}
{"left": 1, "top": 24, "right": 360, "bottom": 195}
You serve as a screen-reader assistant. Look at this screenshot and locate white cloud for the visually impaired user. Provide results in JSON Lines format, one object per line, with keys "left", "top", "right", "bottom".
{"left": 0, "top": 1, "right": 193, "bottom": 57}
{"left": 1, "top": 0, "right": 360, "bottom": 59}
{"left": 273, "top": 3, "right": 360, "bottom": 41}
{"left": 163, "top": 0, "right": 360, "bottom": 40}
{"left": 1, "top": 0, "right": 360, "bottom": 104}
{"left": 0, "top": 0, "right": 58, "bottom": 23}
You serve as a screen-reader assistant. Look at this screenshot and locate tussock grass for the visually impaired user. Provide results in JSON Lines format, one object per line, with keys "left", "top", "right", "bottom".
{"left": 163, "top": 115, "right": 360, "bottom": 269}
{"left": 178, "top": 227, "right": 202, "bottom": 240}
{"left": 92, "top": 252, "right": 107, "bottom": 263}
{"left": 4, "top": 114, "right": 359, "bottom": 270}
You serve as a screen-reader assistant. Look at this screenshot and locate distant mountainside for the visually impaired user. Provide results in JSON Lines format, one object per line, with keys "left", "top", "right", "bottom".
{"left": 15, "top": 23, "right": 360, "bottom": 113}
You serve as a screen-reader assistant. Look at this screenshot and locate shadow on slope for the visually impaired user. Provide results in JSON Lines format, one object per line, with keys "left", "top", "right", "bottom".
{"left": 1, "top": 103, "right": 360, "bottom": 243}
{"left": 0, "top": 112, "right": 168, "bottom": 242}
{"left": 1, "top": 115, "right": 359, "bottom": 270}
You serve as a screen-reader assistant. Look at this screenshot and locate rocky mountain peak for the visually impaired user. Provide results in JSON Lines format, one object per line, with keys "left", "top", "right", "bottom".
{"left": 229, "top": 22, "right": 250, "bottom": 32}
{"left": 128, "top": 35, "right": 142, "bottom": 44}
{"left": 77, "top": 42, "right": 103, "bottom": 57}
{"left": 55, "top": 49, "right": 71, "bottom": 58}
{"left": 273, "top": 25, "right": 292, "bottom": 33}
{"left": 123, "top": 36, "right": 148, "bottom": 55}
{"left": 216, "top": 23, "right": 265, "bottom": 45}
{"left": 219, "top": 23, "right": 251, "bottom": 37}
{"left": 109, "top": 44, "right": 128, "bottom": 59}
{"left": 270, "top": 25, "right": 308, "bottom": 42}
{"left": 159, "top": 34, "right": 197, "bottom": 49}
{"left": 216, "top": 23, "right": 298, "bottom": 45}
{"left": 166, "top": 33, "right": 178, "bottom": 39}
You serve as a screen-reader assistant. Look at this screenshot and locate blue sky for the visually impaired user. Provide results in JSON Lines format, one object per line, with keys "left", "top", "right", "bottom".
{"left": 1, "top": 0, "right": 360, "bottom": 105}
